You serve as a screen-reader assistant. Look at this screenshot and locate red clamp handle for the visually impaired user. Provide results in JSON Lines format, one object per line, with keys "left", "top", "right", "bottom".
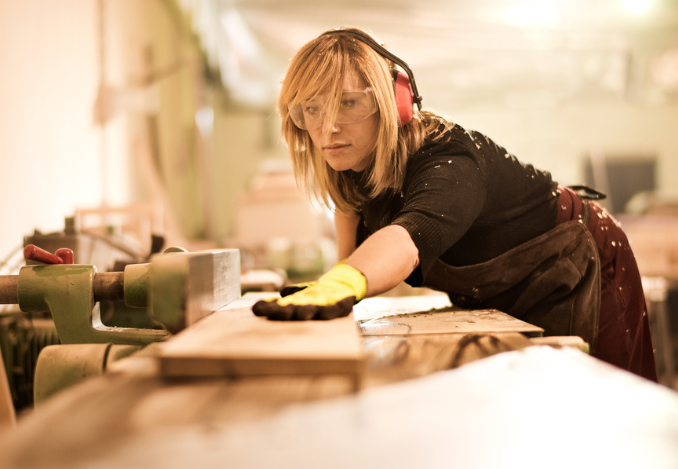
{"left": 24, "top": 245, "right": 74, "bottom": 265}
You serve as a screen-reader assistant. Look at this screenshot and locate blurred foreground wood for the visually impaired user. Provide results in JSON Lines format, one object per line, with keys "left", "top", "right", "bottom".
{"left": 0, "top": 296, "right": 575, "bottom": 468}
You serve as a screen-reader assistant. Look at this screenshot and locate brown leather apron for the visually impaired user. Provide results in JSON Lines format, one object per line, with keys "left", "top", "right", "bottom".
{"left": 423, "top": 217, "right": 601, "bottom": 353}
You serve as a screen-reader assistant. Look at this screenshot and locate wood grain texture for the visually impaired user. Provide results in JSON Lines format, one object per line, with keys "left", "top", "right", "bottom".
{"left": 362, "top": 332, "right": 533, "bottom": 388}
{"left": 353, "top": 295, "right": 453, "bottom": 322}
{"left": 0, "top": 346, "right": 16, "bottom": 431}
{"left": 0, "top": 331, "right": 539, "bottom": 469}
{"left": 2, "top": 343, "right": 675, "bottom": 469}
{"left": 0, "top": 293, "right": 589, "bottom": 469}
{"left": 158, "top": 293, "right": 364, "bottom": 378}
{"left": 359, "top": 309, "right": 544, "bottom": 336}
{"left": 0, "top": 371, "right": 355, "bottom": 469}
{"left": 355, "top": 296, "right": 544, "bottom": 337}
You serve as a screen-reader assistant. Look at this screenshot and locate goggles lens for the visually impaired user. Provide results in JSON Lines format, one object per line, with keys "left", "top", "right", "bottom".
{"left": 288, "top": 88, "right": 377, "bottom": 130}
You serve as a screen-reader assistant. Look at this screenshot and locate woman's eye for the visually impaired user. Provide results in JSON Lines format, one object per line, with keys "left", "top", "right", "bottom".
{"left": 340, "top": 100, "right": 356, "bottom": 110}
{"left": 304, "top": 106, "right": 320, "bottom": 116}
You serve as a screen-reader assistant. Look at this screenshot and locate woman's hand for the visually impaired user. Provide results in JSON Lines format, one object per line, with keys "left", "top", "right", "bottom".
{"left": 252, "top": 264, "right": 367, "bottom": 320}
{"left": 279, "top": 281, "right": 317, "bottom": 297}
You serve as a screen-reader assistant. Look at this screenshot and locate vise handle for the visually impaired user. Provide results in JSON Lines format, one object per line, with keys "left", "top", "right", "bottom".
{"left": 24, "top": 244, "right": 74, "bottom": 265}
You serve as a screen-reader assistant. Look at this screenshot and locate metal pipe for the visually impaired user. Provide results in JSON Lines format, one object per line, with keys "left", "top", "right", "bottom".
{"left": 93, "top": 272, "right": 125, "bottom": 302}
{"left": 0, "top": 276, "right": 19, "bottom": 304}
{"left": 0, "top": 272, "right": 126, "bottom": 304}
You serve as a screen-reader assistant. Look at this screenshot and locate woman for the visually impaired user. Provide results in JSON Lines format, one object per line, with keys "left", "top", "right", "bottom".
{"left": 252, "top": 28, "right": 657, "bottom": 381}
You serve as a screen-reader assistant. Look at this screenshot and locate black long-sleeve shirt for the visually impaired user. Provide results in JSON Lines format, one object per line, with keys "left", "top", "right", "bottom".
{"left": 353, "top": 122, "right": 560, "bottom": 287}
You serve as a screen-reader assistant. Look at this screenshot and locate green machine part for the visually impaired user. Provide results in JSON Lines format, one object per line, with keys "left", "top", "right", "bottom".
{"left": 17, "top": 264, "right": 168, "bottom": 346}
{"left": 33, "top": 343, "right": 140, "bottom": 405}
{"left": 9, "top": 248, "right": 240, "bottom": 406}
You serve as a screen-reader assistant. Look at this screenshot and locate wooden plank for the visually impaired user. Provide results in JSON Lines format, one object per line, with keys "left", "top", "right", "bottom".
{"left": 363, "top": 332, "right": 533, "bottom": 388}
{"left": 157, "top": 293, "right": 363, "bottom": 378}
{"left": 359, "top": 310, "right": 543, "bottom": 337}
{"left": 530, "top": 336, "right": 589, "bottom": 353}
{"left": 353, "top": 294, "right": 452, "bottom": 322}
{"left": 4, "top": 344, "right": 677, "bottom": 469}
{"left": 0, "top": 371, "right": 358, "bottom": 469}
{"left": 355, "top": 296, "right": 543, "bottom": 337}
{"left": 0, "top": 345, "right": 16, "bottom": 432}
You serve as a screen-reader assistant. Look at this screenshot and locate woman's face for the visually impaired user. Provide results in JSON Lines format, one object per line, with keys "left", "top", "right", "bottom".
{"left": 306, "top": 71, "right": 379, "bottom": 173}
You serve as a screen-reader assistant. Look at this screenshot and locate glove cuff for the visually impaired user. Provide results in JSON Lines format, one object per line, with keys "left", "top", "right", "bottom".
{"left": 320, "top": 264, "right": 367, "bottom": 301}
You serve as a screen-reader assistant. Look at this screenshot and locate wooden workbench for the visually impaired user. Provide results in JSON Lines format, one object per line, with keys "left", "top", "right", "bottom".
{"left": 1, "top": 295, "right": 675, "bottom": 468}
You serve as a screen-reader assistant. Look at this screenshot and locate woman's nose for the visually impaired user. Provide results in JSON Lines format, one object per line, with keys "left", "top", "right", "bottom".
{"left": 322, "top": 114, "right": 341, "bottom": 133}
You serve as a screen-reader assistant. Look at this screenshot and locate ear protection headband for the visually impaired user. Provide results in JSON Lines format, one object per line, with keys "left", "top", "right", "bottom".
{"left": 320, "top": 29, "right": 423, "bottom": 126}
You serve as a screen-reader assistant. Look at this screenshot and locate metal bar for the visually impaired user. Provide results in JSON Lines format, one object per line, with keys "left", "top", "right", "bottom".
{"left": 0, "top": 272, "right": 125, "bottom": 304}
{"left": 93, "top": 272, "right": 125, "bottom": 302}
{"left": 0, "top": 276, "right": 18, "bottom": 304}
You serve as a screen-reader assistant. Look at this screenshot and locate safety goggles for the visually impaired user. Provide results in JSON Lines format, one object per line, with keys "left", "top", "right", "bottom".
{"left": 287, "top": 88, "right": 378, "bottom": 130}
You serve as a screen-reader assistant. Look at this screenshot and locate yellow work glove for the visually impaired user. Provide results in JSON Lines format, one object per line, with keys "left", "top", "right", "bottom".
{"left": 279, "top": 280, "right": 317, "bottom": 298}
{"left": 278, "top": 259, "right": 346, "bottom": 298}
{"left": 252, "top": 264, "right": 367, "bottom": 321}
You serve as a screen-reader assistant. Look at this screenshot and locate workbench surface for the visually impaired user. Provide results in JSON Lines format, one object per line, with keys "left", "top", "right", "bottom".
{"left": 0, "top": 295, "right": 677, "bottom": 469}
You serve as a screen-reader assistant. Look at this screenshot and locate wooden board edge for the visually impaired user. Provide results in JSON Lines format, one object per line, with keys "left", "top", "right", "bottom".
{"left": 158, "top": 355, "right": 363, "bottom": 378}
{"left": 360, "top": 329, "right": 544, "bottom": 338}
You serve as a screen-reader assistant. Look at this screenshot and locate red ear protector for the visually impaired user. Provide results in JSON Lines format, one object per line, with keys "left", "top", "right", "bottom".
{"left": 320, "top": 29, "right": 423, "bottom": 126}
{"left": 392, "top": 70, "right": 415, "bottom": 126}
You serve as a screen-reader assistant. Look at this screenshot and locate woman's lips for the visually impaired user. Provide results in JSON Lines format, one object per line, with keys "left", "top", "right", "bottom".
{"left": 324, "top": 143, "right": 350, "bottom": 154}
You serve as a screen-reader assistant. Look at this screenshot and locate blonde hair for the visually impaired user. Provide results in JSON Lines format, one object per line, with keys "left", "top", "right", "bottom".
{"left": 278, "top": 27, "right": 451, "bottom": 215}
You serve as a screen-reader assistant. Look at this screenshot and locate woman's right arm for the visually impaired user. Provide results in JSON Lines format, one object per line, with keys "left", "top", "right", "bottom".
{"left": 334, "top": 210, "right": 360, "bottom": 261}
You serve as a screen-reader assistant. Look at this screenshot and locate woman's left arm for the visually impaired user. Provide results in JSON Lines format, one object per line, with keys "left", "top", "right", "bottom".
{"left": 251, "top": 225, "right": 419, "bottom": 320}
{"left": 344, "top": 224, "right": 419, "bottom": 297}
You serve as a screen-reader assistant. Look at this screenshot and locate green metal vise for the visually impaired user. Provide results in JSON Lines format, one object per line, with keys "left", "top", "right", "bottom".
{"left": 12, "top": 248, "right": 241, "bottom": 345}
{"left": 0, "top": 247, "right": 241, "bottom": 404}
{"left": 18, "top": 264, "right": 166, "bottom": 346}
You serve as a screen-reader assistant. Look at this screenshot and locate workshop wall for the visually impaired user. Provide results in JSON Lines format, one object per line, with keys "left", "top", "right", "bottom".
{"left": 0, "top": 0, "right": 279, "bottom": 264}
{"left": 453, "top": 103, "right": 678, "bottom": 202}
{"left": 210, "top": 101, "right": 286, "bottom": 244}
{"left": 2, "top": 1, "right": 678, "bottom": 266}
{"left": 0, "top": 0, "right": 105, "bottom": 263}
{"left": 176, "top": 0, "right": 678, "bottom": 212}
